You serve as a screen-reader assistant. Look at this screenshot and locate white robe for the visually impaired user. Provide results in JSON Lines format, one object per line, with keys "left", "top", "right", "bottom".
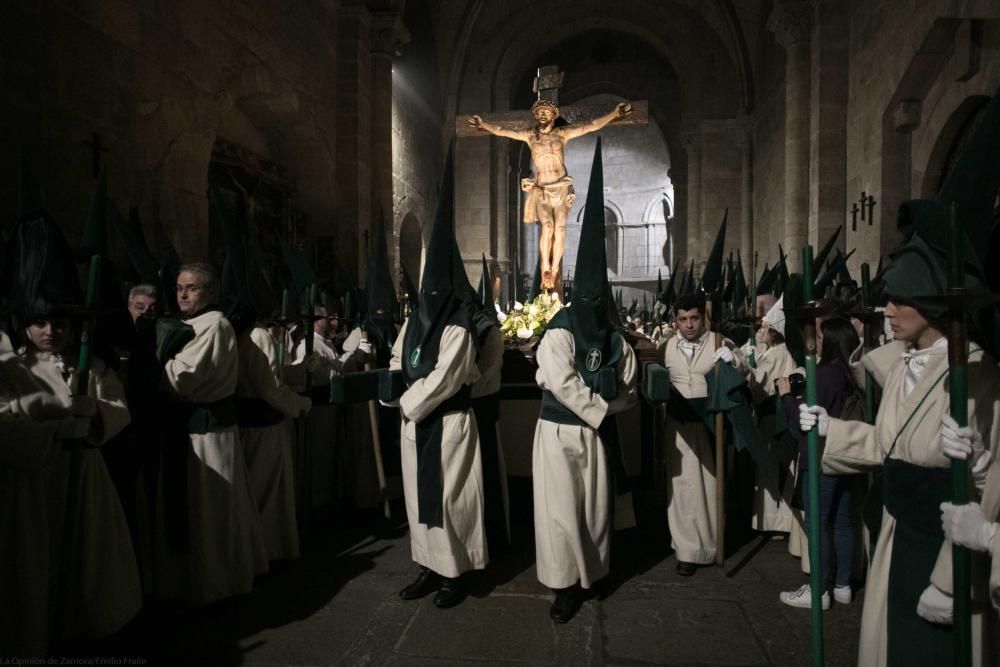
{"left": 823, "top": 341, "right": 1000, "bottom": 666}
{"left": 660, "top": 331, "right": 743, "bottom": 564}
{"left": 15, "top": 350, "right": 141, "bottom": 641}
{"left": 747, "top": 342, "right": 801, "bottom": 536}
{"left": 0, "top": 343, "right": 64, "bottom": 656}
{"left": 143, "top": 309, "right": 268, "bottom": 604}
{"left": 532, "top": 329, "right": 638, "bottom": 589}
{"left": 238, "top": 327, "right": 309, "bottom": 561}
{"left": 389, "top": 321, "right": 486, "bottom": 577}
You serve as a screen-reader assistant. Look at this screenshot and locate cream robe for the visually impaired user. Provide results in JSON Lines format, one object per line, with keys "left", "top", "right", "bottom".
{"left": 238, "top": 327, "right": 309, "bottom": 561}
{"left": 340, "top": 326, "right": 387, "bottom": 508}
{"left": 389, "top": 321, "right": 486, "bottom": 577}
{"left": 144, "top": 309, "right": 268, "bottom": 604}
{"left": 823, "top": 341, "right": 1000, "bottom": 667}
{"left": 0, "top": 343, "right": 64, "bottom": 656}
{"left": 292, "top": 334, "right": 349, "bottom": 509}
{"left": 747, "top": 343, "right": 804, "bottom": 543}
{"left": 17, "top": 350, "right": 141, "bottom": 641}
{"left": 660, "top": 332, "right": 744, "bottom": 564}
{"left": 532, "top": 329, "right": 638, "bottom": 589}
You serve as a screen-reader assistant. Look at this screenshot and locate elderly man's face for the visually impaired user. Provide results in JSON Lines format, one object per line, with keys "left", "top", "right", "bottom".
{"left": 176, "top": 271, "right": 213, "bottom": 317}
{"left": 128, "top": 294, "right": 157, "bottom": 322}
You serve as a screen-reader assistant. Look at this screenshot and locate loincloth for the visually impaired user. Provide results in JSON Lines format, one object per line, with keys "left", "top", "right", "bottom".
{"left": 522, "top": 176, "right": 575, "bottom": 224}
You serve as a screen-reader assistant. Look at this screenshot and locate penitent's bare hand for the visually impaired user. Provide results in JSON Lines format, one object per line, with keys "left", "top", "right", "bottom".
{"left": 615, "top": 102, "right": 633, "bottom": 117}
{"left": 467, "top": 115, "right": 483, "bottom": 127}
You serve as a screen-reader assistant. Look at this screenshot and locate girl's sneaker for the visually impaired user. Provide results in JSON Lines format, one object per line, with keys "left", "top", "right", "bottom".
{"left": 833, "top": 585, "right": 853, "bottom": 604}
{"left": 779, "top": 584, "right": 831, "bottom": 610}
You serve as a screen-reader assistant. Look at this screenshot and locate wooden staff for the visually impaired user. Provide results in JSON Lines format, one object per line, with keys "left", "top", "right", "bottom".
{"left": 707, "top": 299, "right": 726, "bottom": 566}
{"left": 361, "top": 327, "right": 391, "bottom": 519}
{"left": 801, "top": 245, "right": 824, "bottom": 667}
{"left": 299, "top": 284, "right": 317, "bottom": 536}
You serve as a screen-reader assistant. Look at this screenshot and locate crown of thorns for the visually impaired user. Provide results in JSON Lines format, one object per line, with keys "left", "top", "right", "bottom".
{"left": 531, "top": 99, "right": 559, "bottom": 116}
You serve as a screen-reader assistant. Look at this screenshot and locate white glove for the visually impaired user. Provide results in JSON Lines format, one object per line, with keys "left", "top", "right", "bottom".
{"left": 916, "top": 584, "right": 953, "bottom": 625}
{"left": 298, "top": 396, "right": 313, "bottom": 417}
{"left": 941, "top": 502, "right": 998, "bottom": 553}
{"left": 306, "top": 353, "right": 325, "bottom": 373}
{"left": 71, "top": 395, "right": 98, "bottom": 417}
{"left": 19, "top": 391, "right": 70, "bottom": 420}
{"left": 357, "top": 340, "right": 373, "bottom": 355}
{"left": 798, "top": 404, "right": 830, "bottom": 437}
{"left": 939, "top": 414, "right": 985, "bottom": 466}
{"left": 713, "top": 346, "right": 735, "bottom": 366}
{"left": 56, "top": 416, "right": 92, "bottom": 440}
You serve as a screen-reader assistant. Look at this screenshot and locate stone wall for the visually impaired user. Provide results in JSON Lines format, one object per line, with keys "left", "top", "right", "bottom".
{"left": 1, "top": 0, "right": 344, "bottom": 277}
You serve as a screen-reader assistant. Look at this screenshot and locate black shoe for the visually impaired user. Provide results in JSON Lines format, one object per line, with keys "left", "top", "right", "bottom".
{"left": 433, "top": 577, "right": 466, "bottom": 608}
{"left": 399, "top": 567, "right": 441, "bottom": 600}
{"left": 676, "top": 561, "right": 697, "bottom": 577}
{"left": 550, "top": 585, "right": 583, "bottom": 623}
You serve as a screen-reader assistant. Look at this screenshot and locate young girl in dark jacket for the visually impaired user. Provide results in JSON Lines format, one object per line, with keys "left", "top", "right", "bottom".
{"left": 777, "top": 317, "right": 860, "bottom": 610}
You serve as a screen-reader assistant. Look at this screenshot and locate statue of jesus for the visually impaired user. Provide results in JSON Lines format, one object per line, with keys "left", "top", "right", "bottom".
{"left": 467, "top": 99, "right": 632, "bottom": 291}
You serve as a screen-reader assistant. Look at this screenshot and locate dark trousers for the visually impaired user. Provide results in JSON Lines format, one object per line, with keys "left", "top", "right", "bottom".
{"left": 801, "top": 473, "right": 855, "bottom": 588}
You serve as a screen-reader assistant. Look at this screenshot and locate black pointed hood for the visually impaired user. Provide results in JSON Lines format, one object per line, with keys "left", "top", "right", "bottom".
{"left": 547, "top": 137, "right": 621, "bottom": 390}
{"left": 364, "top": 210, "right": 400, "bottom": 362}
{"left": 527, "top": 254, "right": 542, "bottom": 301}
{"left": 402, "top": 142, "right": 470, "bottom": 380}
{"left": 813, "top": 226, "right": 842, "bottom": 270}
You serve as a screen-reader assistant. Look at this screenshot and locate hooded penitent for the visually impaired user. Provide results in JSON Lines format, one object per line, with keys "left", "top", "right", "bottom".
{"left": 4, "top": 156, "right": 85, "bottom": 346}
{"left": 402, "top": 142, "right": 471, "bottom": 383}
{"left": 213, "top": 189, "right": 258, "bottom": 336}
{"left": 546, "top": 137, "right": 622, "bottom": 391}
{"left": 879, "top": 87, "right": 1000, "bottom": 358}
{"left": 401, "top": 142, "right": 474, "bottom": 529}
{"left": 364, "top": 211, "right": 400, "bottom": 366}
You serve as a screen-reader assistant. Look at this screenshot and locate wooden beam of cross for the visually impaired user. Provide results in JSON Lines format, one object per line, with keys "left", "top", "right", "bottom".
{"left": 454, "top": 65, "right": 648, "bottom": 137}
{"left": 81, "top": 131, "right": 110, "bottom": 179}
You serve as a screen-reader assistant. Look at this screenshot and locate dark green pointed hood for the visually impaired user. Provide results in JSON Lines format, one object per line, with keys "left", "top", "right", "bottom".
{"left": 478, "top": 254, "right": 492, "bottom": 307}
{"left": 402, "top": 142, "right": 470, "bottom": 380}
{"left": 17, "top": 153, "right": 44, "bottom": 222}
{"left": 79, "top": 168, "right": 108, "bottom": 260}
{"left": 212, "top": 189, "right": 258, "bottom": 335}
{"left": 548, "top": 137, "right": 622, "bottom": 390}
{"left": 364, "top": 210, "right": 400, "bottom": 360}
{"left": 813, "top": 226, "right": 842, "bottom": 271}
{"left": 701, "top": 210, "right": 728, "bottom": 296}
{"left": 527, "top": 254, "right": 542, "bottom": 301}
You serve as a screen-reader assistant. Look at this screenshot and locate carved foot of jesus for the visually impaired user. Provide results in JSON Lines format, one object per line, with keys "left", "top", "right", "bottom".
{"left": 542, "top": 270, "right": 555, "bottom": 291}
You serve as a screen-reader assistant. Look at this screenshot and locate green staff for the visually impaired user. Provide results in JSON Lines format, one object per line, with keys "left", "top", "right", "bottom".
{"left": 801, "top": 245, "right": 824, "bottom": 667}
{"left": 945, "top": 204, "right": 971, "bottom": 667}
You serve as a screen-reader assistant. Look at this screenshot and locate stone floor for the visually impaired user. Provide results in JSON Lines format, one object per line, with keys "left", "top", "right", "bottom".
{"left": 63, "top": 481, "right": 862, "bottom": 666}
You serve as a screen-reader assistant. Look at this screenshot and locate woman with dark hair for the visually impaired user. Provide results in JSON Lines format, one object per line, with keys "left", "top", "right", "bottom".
{"left": 777, "top": 316, "right": 861, "bottom": 610}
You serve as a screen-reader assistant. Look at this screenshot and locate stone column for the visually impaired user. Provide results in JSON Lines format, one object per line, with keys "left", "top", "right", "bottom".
{"left": 681, "top": 131, "right": 702, "bottom": 267}
{"left": 768, "top": 0, "right": 811, "bottom": 271}
{"left": 738, "top": 122, "right": 754, "bottom": 267}
{"left": 336, "top": 0, "right": 372, "bottom": 287}
{"left": 370, "top": 12, "right": 409, "bottom": 280}
{"left": 809, "top": 0, "right": 848, "bottom": 256}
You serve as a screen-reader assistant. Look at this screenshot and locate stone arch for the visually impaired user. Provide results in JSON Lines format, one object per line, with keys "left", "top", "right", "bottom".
{"left": 920, "top": 95, "right": 991, "bottom": 197}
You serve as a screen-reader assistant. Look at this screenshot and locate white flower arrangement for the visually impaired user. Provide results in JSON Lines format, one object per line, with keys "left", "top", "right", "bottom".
{"left": 499, "top": 292, "right": 565, "bottom": 341}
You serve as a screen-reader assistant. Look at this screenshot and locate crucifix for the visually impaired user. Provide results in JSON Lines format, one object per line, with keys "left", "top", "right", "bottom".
{"left": 81, "top": 131, "right": 110, "bottom": 178}
{"left": 458, "top": 65, "right": 648, "bottom": 293}
{"left": 851, "top": 191, "right": 877, "bottom": 230}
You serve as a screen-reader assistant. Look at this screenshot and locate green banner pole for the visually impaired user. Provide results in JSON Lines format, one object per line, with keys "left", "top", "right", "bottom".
{"left": 76, "top": 255, "right": 102, "bottom": 394}
{"left": 946, "top": 203, "right": 971, "bottom": 667}
{"left": 802, "top": 245, "right": 824, "bottom": 667}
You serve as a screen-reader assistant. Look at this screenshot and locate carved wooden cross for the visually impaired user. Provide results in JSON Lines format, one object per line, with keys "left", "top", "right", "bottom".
{"left": 81, "top": 131, "right": 110, "bottom": 178}
{"left": 454, "top": 65, "right": 648, "bottom": 137}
